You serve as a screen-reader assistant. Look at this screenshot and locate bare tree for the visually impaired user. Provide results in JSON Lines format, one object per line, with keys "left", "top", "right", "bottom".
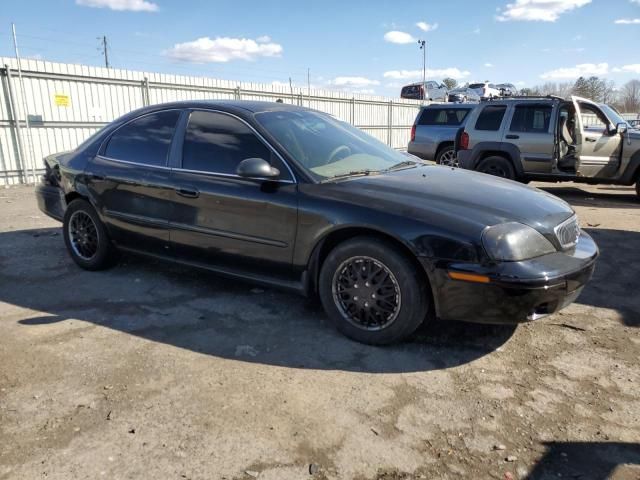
{"left": 621, "top": 79, "right": 640, "bottom": 113}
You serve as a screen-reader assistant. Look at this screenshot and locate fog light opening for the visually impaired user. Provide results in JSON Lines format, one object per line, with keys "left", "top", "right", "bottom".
{"left": 527, "top": 302, "right": 552, "bottom": 321}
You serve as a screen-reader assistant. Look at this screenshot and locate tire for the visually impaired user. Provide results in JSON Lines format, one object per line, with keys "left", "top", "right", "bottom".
{"left": 318, "top": 236, "right": 429, "bottom": 345}
{"left": 63, "top": 198, "right": 117, "bottom": 270}
{"left": 476, "top": 156, "right": 516, "bottom": 180}
{"left": 436, "top": 145, "right": 457, "bottom": 167}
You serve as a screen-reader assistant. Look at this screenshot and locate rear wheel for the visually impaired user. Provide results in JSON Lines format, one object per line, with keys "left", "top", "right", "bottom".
{"left": 63, "top": 198, "right": 117, "bottom": 270}
{"left": 436, "top": 145, "right": 457, "bottom": 167}
{"left": 477, "top": 156, "right": 516, "bottom": 180}
{"left": 319, "top": 236, "right": 429, "bottom": 345}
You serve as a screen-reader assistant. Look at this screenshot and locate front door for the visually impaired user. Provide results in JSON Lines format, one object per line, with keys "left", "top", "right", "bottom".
{"left": 86, "top": 109, "right": 182, "bottom": 254}
{"left": 572, "top": 96, "right": 622, "bottom": 178}
{"left": 168, "top": 109, "right": 298, "bottom": 280}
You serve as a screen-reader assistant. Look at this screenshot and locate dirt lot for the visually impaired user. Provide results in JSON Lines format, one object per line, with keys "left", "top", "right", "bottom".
{"left": 0, "top": 182, "right": 639, "bottom": 480}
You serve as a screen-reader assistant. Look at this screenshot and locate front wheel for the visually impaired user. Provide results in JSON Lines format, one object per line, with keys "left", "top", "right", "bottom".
{"left": 476, "top": 156, "right": 516, "bottom": 180}
{"left": 63, "top": 198, "right": 118, "bottom": 270}
{"left": 319, "top": 237, "right": 429, "bottom": 345}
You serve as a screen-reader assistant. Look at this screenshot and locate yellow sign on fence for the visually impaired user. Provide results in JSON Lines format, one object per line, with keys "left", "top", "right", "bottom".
{"left": 54, "top": 94, "right": 70, "bottom": 107}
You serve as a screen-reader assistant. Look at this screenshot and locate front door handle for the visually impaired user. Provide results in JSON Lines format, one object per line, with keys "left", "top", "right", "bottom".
{"left": 176, "top": 187, "right": 199, "bottom": 198}
{"left": 585, "top": 137, "right": 597, "bottom": 143}
{"left": 505, "top": 134, "right": 519, "bottom": 139}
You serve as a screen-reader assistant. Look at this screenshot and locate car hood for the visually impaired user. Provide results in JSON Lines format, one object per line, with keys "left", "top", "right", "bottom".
{"left": 331, "top": 165, "right": 574, "bottom": 235}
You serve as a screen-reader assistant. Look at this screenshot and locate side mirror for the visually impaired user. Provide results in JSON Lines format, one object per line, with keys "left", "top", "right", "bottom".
{"left": 236, "top": 158, "right": 280, "bottom": 179}
{"left": 616, "top": 122, "right": 628, "bottom": 135}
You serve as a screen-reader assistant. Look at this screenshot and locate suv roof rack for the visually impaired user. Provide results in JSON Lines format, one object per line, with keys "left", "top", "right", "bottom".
{"left": 481, "top": 95, "right": 565, "bottom": 102}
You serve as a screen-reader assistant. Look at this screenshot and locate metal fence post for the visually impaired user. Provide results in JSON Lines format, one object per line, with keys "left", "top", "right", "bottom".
{"left": 350, "top": 97, "right": 355, "bottom": 125}
{"left": 2, "top": 65, "right": 27, "bottom": 183}
{"left": 235, "top": 86, "right": 241, "bottom": 100}
{"left": 142, "top": 77, "right": 150, "bottom": 106}
{"left": 387, "top": 100, "right": 393, "bottom": 146}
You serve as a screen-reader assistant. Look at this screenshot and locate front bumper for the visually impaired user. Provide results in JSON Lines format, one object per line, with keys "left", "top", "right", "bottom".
{"left": 35, "top": 183, "right": 65, "bottom": 221}
{"left": 422, "top": 230, "right": 598, "bottom": 325}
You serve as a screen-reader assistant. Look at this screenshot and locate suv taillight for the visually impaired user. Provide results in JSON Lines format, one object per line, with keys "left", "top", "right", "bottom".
{"left": 410, "top": 124, "right": 416, "bottom": 142}
{"left": 460, "top": 131, "right": 469, "bottom": 150}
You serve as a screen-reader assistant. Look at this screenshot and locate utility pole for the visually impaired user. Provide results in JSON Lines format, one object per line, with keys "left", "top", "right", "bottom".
{"left": 11, "top": 22, "right": 37, "bottom": 184}
{"left": 99, "top": 35, "right": 110, "bottom": 69}
{"left": 418, "top": 40, "right": 426, "bottom": 101}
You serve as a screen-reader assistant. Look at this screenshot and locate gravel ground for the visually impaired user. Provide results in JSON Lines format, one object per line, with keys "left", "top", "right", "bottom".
{"left": 0, "top": 182, "right": 639, "bottom": 480}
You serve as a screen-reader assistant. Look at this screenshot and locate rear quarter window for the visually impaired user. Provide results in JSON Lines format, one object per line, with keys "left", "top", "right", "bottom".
{"left": 418, "top": 108, "right": 471, "bottom": 126}
{"left": 475, "top": 105, "right": 507, "bottom": 131}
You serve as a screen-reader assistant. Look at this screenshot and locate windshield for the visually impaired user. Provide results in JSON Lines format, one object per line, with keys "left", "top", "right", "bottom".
{"left": 600, "top": 104, "right": 628, "bottom": 127}
{"left": 255, "top": 110, "right": 417, "bottom": 181}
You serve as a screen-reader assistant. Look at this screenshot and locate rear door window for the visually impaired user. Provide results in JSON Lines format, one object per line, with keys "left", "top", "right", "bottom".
{"left": 104, "top": 110, "right": 180, "bottom": 167}
{"left": 510, "top": 105, "right": 552, "bottom": 133}
{"left": 419, "top": 108, "right": 471, "bottom": 126}
{"left": 475, "top": 105, "right": 507, "bottom": 131}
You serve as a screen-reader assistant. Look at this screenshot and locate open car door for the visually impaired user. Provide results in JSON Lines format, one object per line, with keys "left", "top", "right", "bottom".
{"left": 571, "top": 95, "right": 622, "bottom": 179}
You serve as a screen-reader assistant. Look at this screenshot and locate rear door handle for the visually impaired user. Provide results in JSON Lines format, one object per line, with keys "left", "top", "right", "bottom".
{"left": 505, "top": 134, "right": 519, "bottom": 139}
{"left": 176, "top": 187, "right": 199, "bottom": 198}
{"left": 585, "top": 137, "right": 597, "bottom": 142}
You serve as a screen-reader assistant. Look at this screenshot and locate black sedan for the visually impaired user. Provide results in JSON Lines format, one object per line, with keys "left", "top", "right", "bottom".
{"left": 36, "top": 101, "right": 598, "bottom": 345}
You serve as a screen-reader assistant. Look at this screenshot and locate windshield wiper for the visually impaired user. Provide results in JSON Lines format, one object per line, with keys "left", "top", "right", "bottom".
{"left": 384, "top": 160, "right": 420, "bottom": 171}
{"left": 321, "top": 169, "right": 380, "bottom": 182}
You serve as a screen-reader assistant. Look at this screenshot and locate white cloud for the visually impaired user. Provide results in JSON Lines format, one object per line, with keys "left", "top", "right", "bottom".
{"left": 328, "top": 76, "right": 380, "bottom": 88}
{"left": 165, "top": 36, "right": 283, "bottom": 63}
{"left": 614, "top": 18, "right": 640, "bottom": 24}
{"left": 416, "top": 21, "right": 438, "bottom": 32}
{"left": 256, "top": 35, "right": 272, "bottom": 43}
{"left": 497, "top": 0, "right": 591, "bottom": 22}
{"left": 76, "top": 0, "right": 158, "bottom": 12}
{"left": 631, "top": 0, "right": 640, "bottom": 4}
{"left": 540, "top": 62, "right": 608, "bottom": 79}
{"left": 383, "top": 67, "right": 471, "bottom": 80}
{"left": 617, "top": 64, "right": 640, "bottom": 74}
{"left": 383, "top": 31, "right": 416, "bottom": 44}
{"left": 484, "top": 63, "right": 494, "bottom": 67}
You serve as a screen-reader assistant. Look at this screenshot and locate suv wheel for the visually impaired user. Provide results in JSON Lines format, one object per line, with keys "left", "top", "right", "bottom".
{"left": 318, "top": 236, "right": 429, "bottom": 345}
{"left": 63, "top": 199, "right": 118, "bottom": 270}
{"left": 477, "top": 156, "right": 515, "bottom": 180}
{"left": 436, "top": 146, "right": 457, "bottom": 167}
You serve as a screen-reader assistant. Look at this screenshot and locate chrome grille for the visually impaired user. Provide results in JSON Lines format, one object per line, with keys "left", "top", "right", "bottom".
{"left": 554, "top": 215, "right": 580, "bottom": 249}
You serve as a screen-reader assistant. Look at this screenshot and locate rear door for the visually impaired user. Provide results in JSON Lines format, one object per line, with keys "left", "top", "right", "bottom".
{"left": 167, "top": 109, "right": 298, "bottom": 280}
{"left": 504, "top": 103, "right": 555, "bottom": 173}
{"left": 87, "top": 109, "right": 181, "bottom": 254}
{"left": 571, "top": 96, "right": 622, "bottom": 178}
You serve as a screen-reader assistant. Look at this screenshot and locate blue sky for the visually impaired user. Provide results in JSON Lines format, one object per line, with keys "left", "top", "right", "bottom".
{"left": 1, "top": 0, "right": 639, "bottom": 97}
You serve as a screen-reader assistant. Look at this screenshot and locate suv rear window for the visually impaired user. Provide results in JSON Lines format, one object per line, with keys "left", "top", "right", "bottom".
{"left": 469, "top": 83, "right": 484, "bottom": 89}
{"left": 510, "top": 105, "right": 552, "bottom": 133}
{"left": 418, "top": 108, "right": 471, "bottom": 126}
{"left": 475, "top": 105, "right": 507, "bottom": 131}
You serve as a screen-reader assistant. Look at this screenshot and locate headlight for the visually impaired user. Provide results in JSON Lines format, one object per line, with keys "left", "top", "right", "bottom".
{"left": 482, "top": 222, "right": 556, "bottom": 261}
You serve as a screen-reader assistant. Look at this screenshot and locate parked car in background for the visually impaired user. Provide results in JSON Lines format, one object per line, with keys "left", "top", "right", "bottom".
{"left": 35, "top": 100, "right": 598, "bottom": 345}
{"left": 447, "top": 87, "right": 481, "bottom": 103}
{"left": 455, "top": 96, "right": 640, "bottom": 198}
{"left": 629, "top": 118, "right": 640, "bottom": 129}
{"left": 497, "top": 83, "right": 518, "bottom": 96}
{"left": 468, "top": 82, "right": 501, "bottom": 99}
{"left": 400, "top": 81, "right": 449, "bottom": 101}
{"left": 408, "top": 104, "right": 476, "bottom": 165}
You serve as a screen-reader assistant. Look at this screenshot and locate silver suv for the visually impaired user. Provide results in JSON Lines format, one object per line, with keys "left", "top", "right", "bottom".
{"left": 408, "top": 104, "right": 476, "bottom": 165}
{"left": 455, "top": 96, "right": 640, "bottom": 198}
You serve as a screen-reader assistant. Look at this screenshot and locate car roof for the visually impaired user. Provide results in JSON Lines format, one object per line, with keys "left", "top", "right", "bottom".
{"left": 124, "top": 100, "right": 311, "bottom": 119}
{"left": 421, "top": 103, "right": 474, "bottom": 109}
